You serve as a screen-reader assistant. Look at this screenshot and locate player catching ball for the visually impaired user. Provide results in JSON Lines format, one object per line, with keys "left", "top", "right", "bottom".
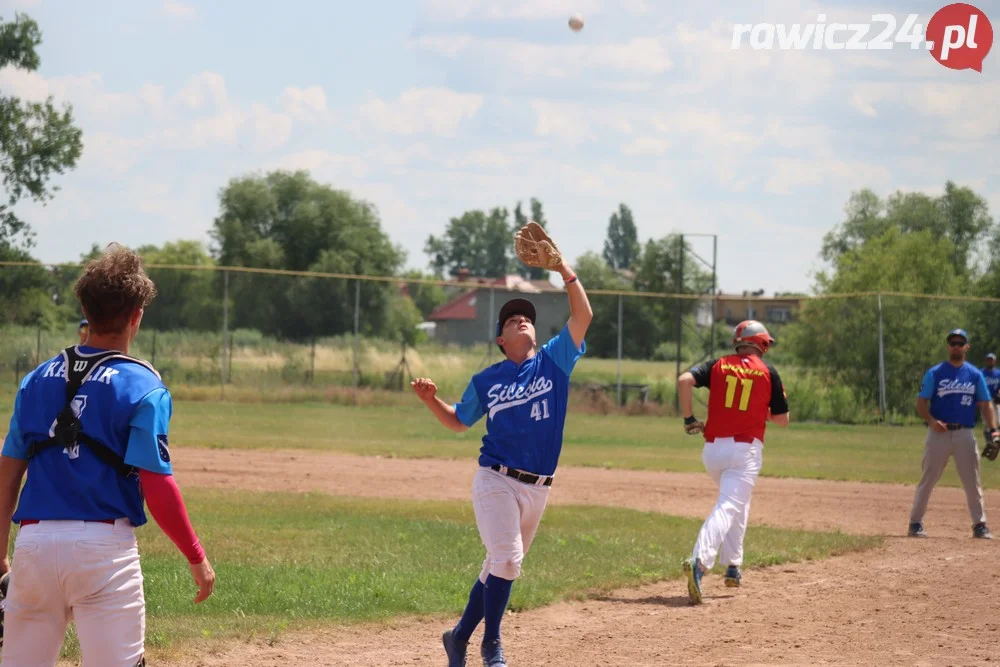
{"left": 411, "top": 222, "right": 592, "bottom": 667}
{"left": 676, "top": 320, "right": 789, "bottom": 604}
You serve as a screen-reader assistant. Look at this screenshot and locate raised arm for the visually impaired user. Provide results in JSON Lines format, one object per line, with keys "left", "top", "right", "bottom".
{"left": 557, "top": 261, "right": 593, "bottom": 350}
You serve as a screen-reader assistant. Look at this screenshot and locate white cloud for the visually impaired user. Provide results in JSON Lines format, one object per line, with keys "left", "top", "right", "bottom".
{"left": 174, "top": 72, "right": 228, "bottom": 110}
{"left": 81, "top": 133, "right": 150, "bottom": 173}
{"left": 850, "top": 91, "right": 878, "bottom": 118}
{"left": 531, "top": 99, "right": 595, "bottom": 145}
{"left": 765, "top": 158, "right": 892, "bottom": 194}
{"left": 410, "top": 35, "right": 672, "bottom": 77}
{"left": 359, "top": 88, "right": 484, "bottom": 136}
{"left": 0, "top": 69, "right": 139, "bottom": 116}
{"left": 621, "top": 136, "right": 669, "bottom": 155}
{"left": 280, "top": 85, "right": 329, "bottom": 121}
{"left": 421, "top": 0, "right": 601, "bottom": 21}
{"left": 139, "top": 83, "right": 167, "bottom": 112}
{"left": 161, "top": 0, "right": 196, "bottom": 20}
{"left": 251, "top": 105, "right": 293, "bottom": 151}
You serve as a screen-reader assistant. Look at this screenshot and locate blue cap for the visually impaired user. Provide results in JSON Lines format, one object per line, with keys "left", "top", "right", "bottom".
{"left": 948, "top": 328, "right": 968, "bottom": 342}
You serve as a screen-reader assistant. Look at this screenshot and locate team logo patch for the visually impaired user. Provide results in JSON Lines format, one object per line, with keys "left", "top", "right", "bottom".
{"left": 157, "top": 434, "right": 170, "bottom": 462}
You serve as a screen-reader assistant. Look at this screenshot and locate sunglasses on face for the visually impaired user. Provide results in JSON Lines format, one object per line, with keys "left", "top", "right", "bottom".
{"left": 948, "top": 340, "right": 967, "bottom": 347}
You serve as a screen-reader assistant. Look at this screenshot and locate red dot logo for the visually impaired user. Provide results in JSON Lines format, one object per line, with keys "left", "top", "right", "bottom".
{"left": 927, "top": 3, "right": 993, "bottom": 72}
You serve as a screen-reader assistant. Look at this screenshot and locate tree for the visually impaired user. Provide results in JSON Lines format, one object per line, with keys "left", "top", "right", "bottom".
{"left": 0, "top": 13, "right": 83, "bottom": 248}
{"left": 821, "top": 182, "right": 992, "bottom": 278}
{"left": 573, "top": 252, "right": 654, "bottom": 358}
{"left": 425, "top": 207, "right": 515, "bottom": 279}
{"left": 790, "top": 227, "right": 967, "bottom": 414}
{"left": 602, "top": 203, "right": 640, "bottom": 271}
{"left": 211, "top": 170, "right": 406, "bottom": 340}
{"left": 138, "top": 241, "right": 220, "bottom": 331}
{"left": 400, "top": 269, "right": 448, "bottom": 319}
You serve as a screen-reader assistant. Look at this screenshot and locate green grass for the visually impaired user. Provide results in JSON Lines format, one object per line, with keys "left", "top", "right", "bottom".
{"left": 38, "top": 489, "right": 877, "bottom": 661}
{"left": 150, "top": 402, "right": 994, "bottom": 488}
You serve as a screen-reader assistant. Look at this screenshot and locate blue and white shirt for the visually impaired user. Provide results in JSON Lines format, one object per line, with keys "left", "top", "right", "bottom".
{"left": 981, "top": 367, "right": 1000, "bottom": 402}
{"left": 454, "top": 324, "right": 585, "bottom": 477}
{"left": 2, "top": 346, "right": 173, "bottom": 527}
{"left": 918, "top": 361, "right": 990, "bottom": 428}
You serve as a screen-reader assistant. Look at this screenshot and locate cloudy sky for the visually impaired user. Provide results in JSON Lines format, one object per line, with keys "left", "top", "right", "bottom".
{"left": 3, "top": 0, "right": 997, "bottom": 295}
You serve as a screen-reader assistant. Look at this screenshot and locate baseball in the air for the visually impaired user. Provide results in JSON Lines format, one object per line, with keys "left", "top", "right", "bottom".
{"left": 568, "top": 13, "right": 584, "bottom": 31}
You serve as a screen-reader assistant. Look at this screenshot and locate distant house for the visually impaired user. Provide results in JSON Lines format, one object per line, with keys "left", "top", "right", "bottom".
{"left": 712, "top": 292, "right": 803, "bottom": 326}
{"left": 426, "top": 271, "right": 568, "bottom": 348}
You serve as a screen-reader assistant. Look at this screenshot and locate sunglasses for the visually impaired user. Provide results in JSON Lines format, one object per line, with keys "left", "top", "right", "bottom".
{"left": 948, "top": 340, "right": 967, "bottom": 347}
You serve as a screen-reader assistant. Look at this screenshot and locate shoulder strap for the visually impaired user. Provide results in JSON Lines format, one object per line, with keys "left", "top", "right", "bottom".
{"left": 26, "top": 347, "right": 158, "bottom": 477}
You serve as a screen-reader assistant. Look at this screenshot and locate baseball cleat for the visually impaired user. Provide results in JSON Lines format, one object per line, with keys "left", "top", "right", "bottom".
{"left": 724, "top": 565, "right": 741, "bottom": 588}
{"left": 973, "top": 522, "right": 993, "bottom": 539}
{"left": 683, "top": 557, "right": 703, "bottom": 605}
{"left": 443, "top": 629, "right": 469, "bottom": 667}
{"left": 481, "top": 638, "right": 507, "bottom": 667}
{"left": 908, "top": 522, "right": 927, "bottom": 538}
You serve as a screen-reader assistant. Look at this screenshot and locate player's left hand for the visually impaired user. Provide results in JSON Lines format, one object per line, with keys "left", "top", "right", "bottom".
{"left": 683, "top": 416, "right": 705, "bottom": 435}
{"left": 515, "top": 221, "right": 563, "bottom": 270}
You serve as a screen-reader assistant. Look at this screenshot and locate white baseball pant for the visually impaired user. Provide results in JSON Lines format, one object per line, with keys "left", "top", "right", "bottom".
{"left": 692, "top": 437, "right": 763, "bottom": 570}
{"left": 1, "top": 519, "right": 145, "bottom": 667}
{"left": 472, "top": 467, "right": 550, "bottom": 582}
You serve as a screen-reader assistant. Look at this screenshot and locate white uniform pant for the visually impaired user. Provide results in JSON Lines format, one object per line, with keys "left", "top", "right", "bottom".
{"left": 1, "top": 519, "right": 145, "bottom": 667}
{"left": 472, "top": 467, "right": 550, "bottom": 582}
{"left": 692, "top": 438, "right": 763, "bottom": 571}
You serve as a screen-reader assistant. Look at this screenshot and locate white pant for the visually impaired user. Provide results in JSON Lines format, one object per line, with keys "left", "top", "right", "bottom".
{"left": 473, "top": 467, "right": 550, "bottom": 582}
{"left": 2, "top": 520, "right": 145, "bottom": 667}
{"left": 692, "top": 438, "right": 763, "bottom": 570}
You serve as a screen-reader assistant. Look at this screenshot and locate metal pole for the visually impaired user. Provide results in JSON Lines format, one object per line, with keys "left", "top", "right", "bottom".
{"left": 674, "top": 235, "right": 684, "bottom": 412}
{"left": 353, "top": 279, "right": 360, "bottom": 388}
{"left": 617, "top": 294, "right": 623, "bottom": 406}
{"left": 711, "top": 235, "right": 717, "bottom": 356}
{"left": 877, "top": 294, "right": 887, "bottom": 423}
{"left": 489, "top": 287, "right": 496, "bottom": 342}
{"left": 221, "top": 270, "right": 229, "bottom": 384}
{"left": 311, "top": 337, "right": 316, "bottom": 383}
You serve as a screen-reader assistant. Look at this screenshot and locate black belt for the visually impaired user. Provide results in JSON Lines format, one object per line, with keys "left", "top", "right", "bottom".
{"left": 490, "top": 464, "right": 553, "bottom": 487}
{"left": 946, "top": 423, "right": 970, "bottom": 431}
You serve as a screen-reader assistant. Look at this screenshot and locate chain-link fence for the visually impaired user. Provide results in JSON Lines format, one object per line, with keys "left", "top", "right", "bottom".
{"left": 2, "top": 262, "right": 998, "bottom": 424}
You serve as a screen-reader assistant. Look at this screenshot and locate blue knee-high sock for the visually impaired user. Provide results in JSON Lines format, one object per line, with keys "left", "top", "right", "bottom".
{"left": 453, "top": 578, "right": 486, "bottom": 643}
{"left": 482, "top": 574, "right": 514, "bottom": 644}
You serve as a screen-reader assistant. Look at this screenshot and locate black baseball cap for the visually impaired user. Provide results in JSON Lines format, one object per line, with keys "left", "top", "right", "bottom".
{"left": 496, "top": 298, "right": 536, "bottom": 350}
{"left": 947, "top": 328, "right": 968, "bottom": 343}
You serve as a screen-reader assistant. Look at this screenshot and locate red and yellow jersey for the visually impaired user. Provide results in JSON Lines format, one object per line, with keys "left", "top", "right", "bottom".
{"left": 689, "top": 354, "right": 788, "bottom": 444}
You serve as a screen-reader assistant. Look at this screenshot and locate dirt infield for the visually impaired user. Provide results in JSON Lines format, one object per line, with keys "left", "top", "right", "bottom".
{"left": 165, "top": 448, "right": 1000, "bottom": 666}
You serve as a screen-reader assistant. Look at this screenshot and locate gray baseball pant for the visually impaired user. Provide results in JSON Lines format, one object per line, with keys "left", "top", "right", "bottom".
{"left": 909, "top": 427, "right": 986, "bottom": 526}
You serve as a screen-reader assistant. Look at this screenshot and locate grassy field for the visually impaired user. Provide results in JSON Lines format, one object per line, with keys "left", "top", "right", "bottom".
{"left": 146, "top": 402, "right": 999, "bottom": 487}
{"left": 43, "top": 488, "right": 878, "bottom": 661}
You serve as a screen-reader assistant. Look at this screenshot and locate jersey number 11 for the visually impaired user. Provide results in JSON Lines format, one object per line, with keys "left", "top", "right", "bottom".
{"left": 724, "top": 376, "right": 754, "bottom": 411}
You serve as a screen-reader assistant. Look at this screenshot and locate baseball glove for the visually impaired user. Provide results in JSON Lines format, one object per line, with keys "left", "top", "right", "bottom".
{"left": 983, "top": 429, "right": 999, "bottom": 461}
{"left": 514, "top": 221, "right": 563, "bottom": 270}
{"left": 684, "top": 415, "right": 705, "bottom": 435}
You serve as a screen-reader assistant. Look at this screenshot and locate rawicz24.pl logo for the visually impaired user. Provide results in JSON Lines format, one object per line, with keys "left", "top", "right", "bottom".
{"left": 731, "top": 2, "right": 993, "bottom": 72}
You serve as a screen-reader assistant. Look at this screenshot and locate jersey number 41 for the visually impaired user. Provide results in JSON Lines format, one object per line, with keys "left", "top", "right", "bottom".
{"left": 530, "top": 399, "right": 551, "bottom": 421}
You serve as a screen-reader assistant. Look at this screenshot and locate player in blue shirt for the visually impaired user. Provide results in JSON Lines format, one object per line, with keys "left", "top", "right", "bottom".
{"left": 909, "top": 329, "right": 998, "bottom": 539}
{"left": 0, "top": 244, "right": 215, "bottom": 666}
{"left": 412, "top": 248, "right": 592, "bottom": 667}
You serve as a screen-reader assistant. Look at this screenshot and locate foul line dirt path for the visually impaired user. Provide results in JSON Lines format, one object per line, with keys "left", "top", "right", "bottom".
{"left": 157, "top": 448, "right": 1000, "bottom": 666}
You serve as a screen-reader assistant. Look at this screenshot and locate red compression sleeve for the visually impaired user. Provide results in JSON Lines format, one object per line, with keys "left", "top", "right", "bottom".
{"left": 139, "top": 469, "right": 206, "bottom": 565}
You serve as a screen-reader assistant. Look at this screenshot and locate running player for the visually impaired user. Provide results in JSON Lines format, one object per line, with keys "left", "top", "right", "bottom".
{"left": 676, "top": 320, "right": 789, "bottom": 604}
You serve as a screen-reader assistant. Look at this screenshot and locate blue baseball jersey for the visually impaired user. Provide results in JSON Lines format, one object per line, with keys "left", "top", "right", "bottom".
{"left": 454, "top": 324, "right": 585, "bottom": 477}
{"left": 2, "top": 346, "right": 173, "bottom": 527}
{"left": 918, "top": 361, "right": 990, "bottom": 427}
{"left": 982, "top": 367, "right": 1000, "bottom": 401}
